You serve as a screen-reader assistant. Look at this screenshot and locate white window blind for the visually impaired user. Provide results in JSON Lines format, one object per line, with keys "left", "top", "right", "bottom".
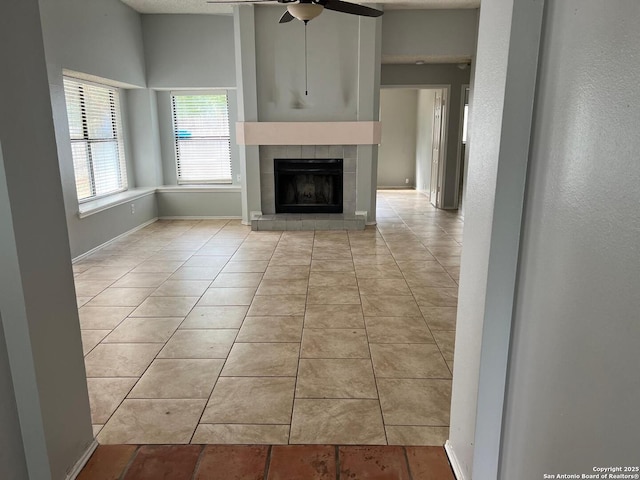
{"left": 172, "top": 92, "right": 232, "bottom": 184}
{"left": 63, "top": 77, "right": 128, "bottom": 202}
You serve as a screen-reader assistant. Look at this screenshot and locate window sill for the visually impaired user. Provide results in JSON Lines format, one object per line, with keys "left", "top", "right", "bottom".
{"left": 156, "top": 185, "right": 242, "bottom": 193}
{"left": 78, "top": 188, "right": 156, "bottom": 218}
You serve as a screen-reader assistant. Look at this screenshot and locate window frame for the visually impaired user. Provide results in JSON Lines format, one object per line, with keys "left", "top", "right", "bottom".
{"left": 63, "top": 76, "right": 128, "bottom": 203}
{"left": 170, "top": 90, "right": 233, "bottom": 185}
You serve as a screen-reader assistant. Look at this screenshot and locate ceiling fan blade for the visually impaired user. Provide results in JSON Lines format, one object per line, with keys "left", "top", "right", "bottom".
{"left": 206, "top": 0, "right": 275, "bottom": 3}
{"left": 279, "top": 10, "right": 295, "bottom": 23}
{"left": 320, "top": 0, "right": 382, "bottom": 17}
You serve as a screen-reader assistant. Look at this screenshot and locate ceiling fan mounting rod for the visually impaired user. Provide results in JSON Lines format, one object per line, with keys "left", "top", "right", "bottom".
{"left": 304, "top": 20, "right": 308, "bottom": 96}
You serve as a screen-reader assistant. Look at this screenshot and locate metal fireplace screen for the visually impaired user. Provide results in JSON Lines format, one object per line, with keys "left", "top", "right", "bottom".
{"left": 274, "top": 158, "right": 343, "bottom": 214}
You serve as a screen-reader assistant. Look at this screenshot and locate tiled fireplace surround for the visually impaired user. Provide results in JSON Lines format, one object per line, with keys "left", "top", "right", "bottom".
{"left": 257, "top": 144, "right": 360, "bottom": 229}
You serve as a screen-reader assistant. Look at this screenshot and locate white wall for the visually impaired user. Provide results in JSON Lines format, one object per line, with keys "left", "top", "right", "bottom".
{"left": 126, "top": 88, "right": 164, "bottom": 188}
{"left": 381, "top": 9, "right": 478, "bottom": 63}
{"left": 39, "top": 0, "right": 159, "bottom": 258}
{"left": 447, "top": 0, "right": 544, "bottom": 477}
{"left": 1, "top": 0, "right": 93, "bottom": 476}
{"left": 141, "top": 14, "right": 239, "bottom": 183}
{"left": 416, "top": 89, "right": 435, "bottom": 192}
{"left": 255, "top": 5, "right": 360, "bottom": 121}
{"left": 39, "top": 0, "right": 146, "bottom": 87}
{"left": 0, "top": 315, "right": 28, "bottom": 479}
{"left": 156, "top": 190, "right": 242, "bottom": 217}
{"left": 142, "top": 14, "right": 236, "bottom": 89}
{"left": 234, "top": 5, "right": 262, "bottom": 223}
{"left": 354, "top": 14, "right": 383, "bottom": 223}
{"left": 500, "top": 1, "right": 640, "bottom": 477}
{"left": 142, "top": 14, "right": 243, "bottom": 218}
{"left": 378, "top": 89, "right": 418, "bottom": 187}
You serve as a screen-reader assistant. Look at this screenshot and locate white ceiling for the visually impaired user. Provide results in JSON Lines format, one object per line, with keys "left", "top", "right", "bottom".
{"left": 120, "top": 0, "right": 479, "bottom": 15}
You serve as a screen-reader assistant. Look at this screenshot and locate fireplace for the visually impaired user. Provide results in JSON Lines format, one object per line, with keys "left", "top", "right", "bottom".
{"left": 274, "top": 158, "right": 343, "bottom": 214}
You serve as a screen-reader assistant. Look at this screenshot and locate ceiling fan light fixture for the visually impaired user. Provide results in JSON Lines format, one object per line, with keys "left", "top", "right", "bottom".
{"left": 287, "top": 3, "right": 324, "bottom": 21}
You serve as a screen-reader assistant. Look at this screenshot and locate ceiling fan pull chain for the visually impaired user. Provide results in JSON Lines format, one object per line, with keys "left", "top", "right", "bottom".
{"left": 304, "top": 20, "right": 308, "bottom": 96}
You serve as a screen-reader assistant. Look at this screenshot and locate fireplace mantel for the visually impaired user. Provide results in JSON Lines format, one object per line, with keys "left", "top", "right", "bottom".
{"left": 236, "top": 121, "right": 381, "bottom": 146}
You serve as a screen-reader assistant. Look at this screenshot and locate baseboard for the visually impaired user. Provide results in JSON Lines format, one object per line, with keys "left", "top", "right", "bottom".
{"left": 72, "top": 217, "right": 158, "bottom": 263}
{"left": 354, "top": 210, "right": 376, "bottom": 227}
{"left": 158, "top": 216, "right": 242, "bottom": 220}
{"left": 65, "top": 439, "right": 98, "bottom": 480}
{"left": 444, "top": 440, "right": 468, "bottom": 480}
{"left": 377, "top": 186, "right": 415, "bottom": 190}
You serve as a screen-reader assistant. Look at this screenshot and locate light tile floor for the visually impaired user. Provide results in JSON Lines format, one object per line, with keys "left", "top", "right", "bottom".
{"left": 75, "top": 190, "right": 462, "bottom": 445}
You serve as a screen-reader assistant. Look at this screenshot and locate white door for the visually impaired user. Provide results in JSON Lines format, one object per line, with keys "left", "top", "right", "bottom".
{"left": 430, "top": 90, "right": 445, "bottom": 207}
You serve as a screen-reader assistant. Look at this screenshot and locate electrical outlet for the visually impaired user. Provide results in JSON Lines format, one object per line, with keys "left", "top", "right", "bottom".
{"left": 405, "top": 178, "right": 409, "bottom": 184}
{"left": 130, "top": 203, "right": 135, "bottom": 215}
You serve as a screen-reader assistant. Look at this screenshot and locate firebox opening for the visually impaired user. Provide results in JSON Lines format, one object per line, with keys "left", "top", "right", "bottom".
{"left": 274, "top": 158, "right": 343, "bottom": 214}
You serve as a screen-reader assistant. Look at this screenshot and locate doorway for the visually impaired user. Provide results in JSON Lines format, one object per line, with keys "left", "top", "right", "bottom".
{"left": 378, "top": 87, "right": 448, "bottom": 207}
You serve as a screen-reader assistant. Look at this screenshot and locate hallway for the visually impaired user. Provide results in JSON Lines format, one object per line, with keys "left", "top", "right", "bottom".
{"left": 76, "top": 190, "right": 462, "bottom": 445}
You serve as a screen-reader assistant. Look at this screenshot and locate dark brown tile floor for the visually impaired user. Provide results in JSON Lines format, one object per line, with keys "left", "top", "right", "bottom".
{"left": 78, "top": 444, "right": 455, "bottom": 480}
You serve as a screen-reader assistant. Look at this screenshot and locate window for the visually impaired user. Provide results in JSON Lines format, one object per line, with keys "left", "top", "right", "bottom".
{"left": 63, "top": 77, "right": 128, "bottom": 202}
{"left": 171, "top": 92, "right": 232, "bottom": 184}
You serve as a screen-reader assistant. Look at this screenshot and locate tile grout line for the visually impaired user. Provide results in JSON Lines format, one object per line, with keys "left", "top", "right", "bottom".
{"left": 84, "top": 222, "right": 214, "bottom": 435}
{"left": 92, "top": 377, "right": 139, "bottom": 438}
{"left": 403, "top": 446, "right": 416, "bottom": 480}
{"left": 378, "top": 192, "right": 457, "bottom": 441}
{"left": 91, "top": 220, "right": 242, "bottom": 443}
{"left": 287, "top": 229, "right": 309, "bottom": 445}
{"left": 190, "top": 422, "right": 294, "bottom": 426}
{"left": 350, "top": 228, "right": 388, "bottom": 446}
{"left": 387, "top": 199, "right": 455, "bottom": 390}
{"left": 413, "top": 217, "right": 459, "bottom": 378}
{"left": 262, "top": 445, "right": 273, "bottom": 480}
{"left": 117, "top": 445, "right": 141, "bottom": 480}
{"left": 396, "top": 242, "right": 452, "bottom": 380}
{"left": 186, "top": 221, "right": 258, "bottom": 444}
{"left": 189, "top": 444, "right": 206, "bottom": 480}
{"left": 94, "top": 222, "right": 208, "bottom": 440}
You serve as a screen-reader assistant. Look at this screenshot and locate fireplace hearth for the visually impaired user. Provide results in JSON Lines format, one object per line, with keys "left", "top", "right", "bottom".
{"left": 274, "top": 158, "right": 343, "bottom": 214}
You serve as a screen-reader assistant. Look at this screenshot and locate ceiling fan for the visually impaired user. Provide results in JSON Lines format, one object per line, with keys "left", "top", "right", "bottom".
{"left": 206, "top": 0, "right": 383, "bottom": 24}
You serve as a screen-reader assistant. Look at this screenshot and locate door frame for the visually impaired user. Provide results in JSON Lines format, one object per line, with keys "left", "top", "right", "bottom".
{"left": 429, "top": 87, "right": 448, "bottom": 207}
